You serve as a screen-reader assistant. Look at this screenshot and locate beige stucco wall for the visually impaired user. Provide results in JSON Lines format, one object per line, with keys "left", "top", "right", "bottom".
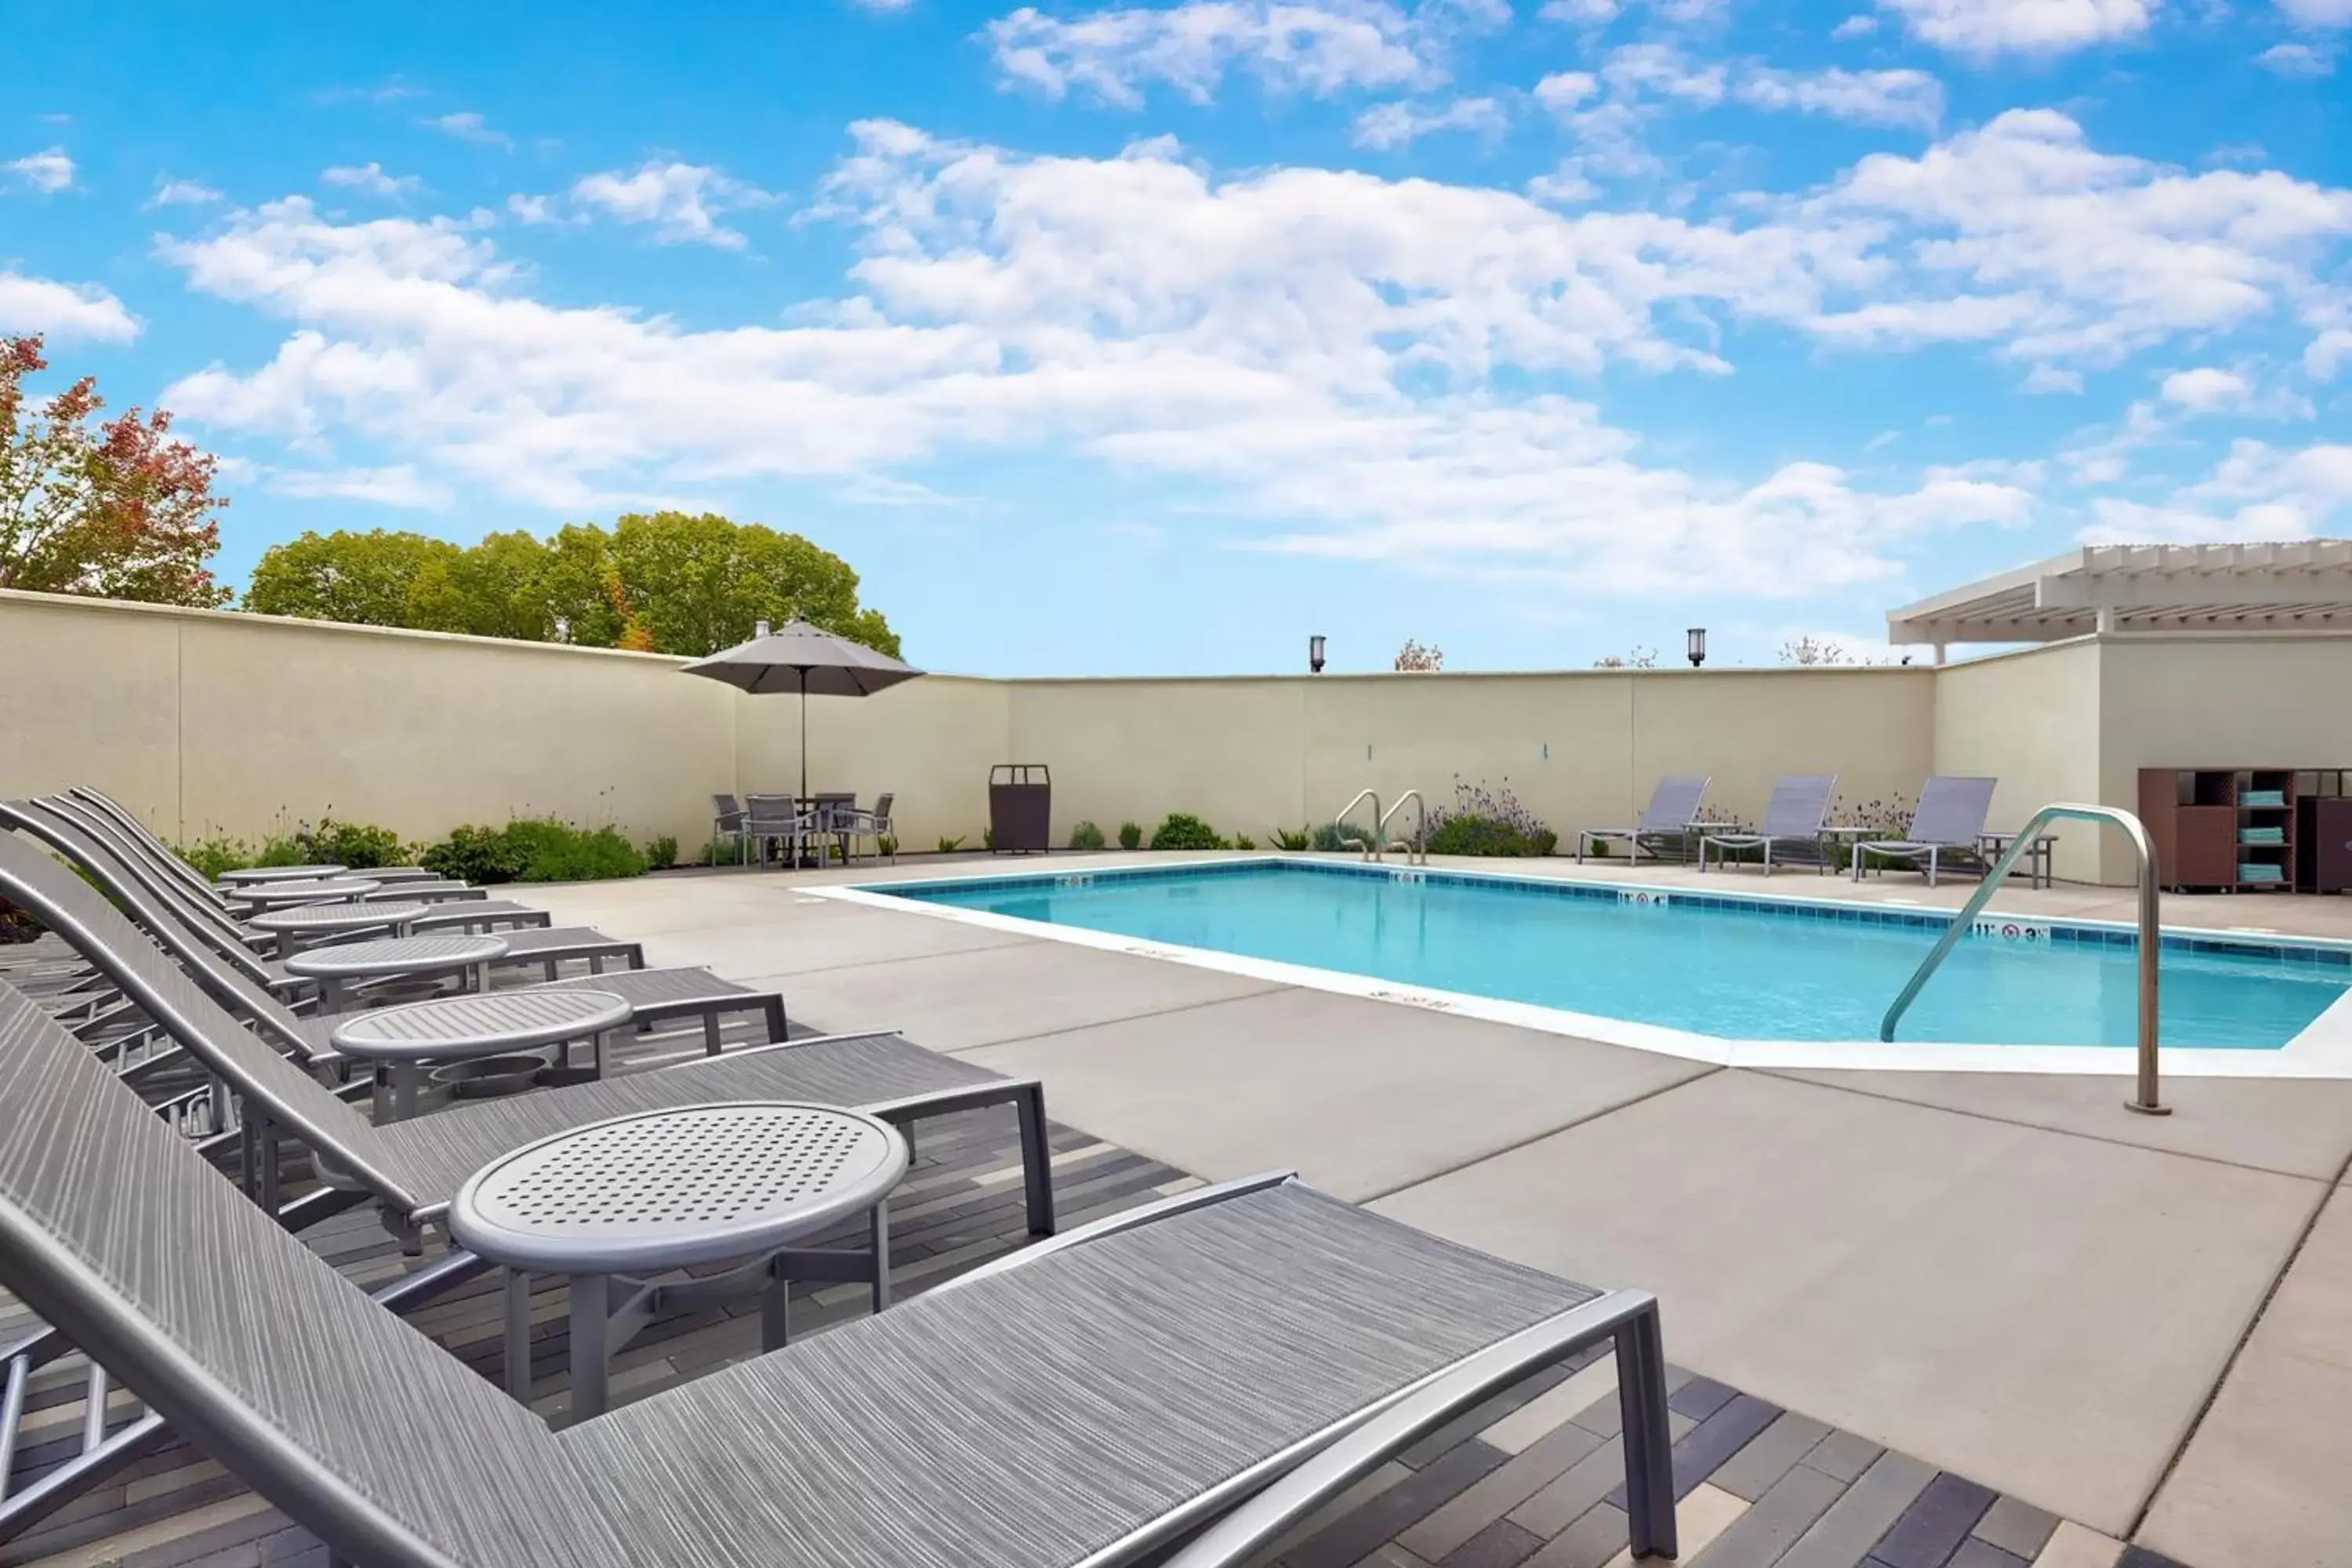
{"left": 0, "top": 589, "right": 737, "bottom": 849}
{"left": 1931, "top": 638, "right": 2106, "bottom": 883}
{"left": 11, "top": 586, "right": 2352, "bottom": 885}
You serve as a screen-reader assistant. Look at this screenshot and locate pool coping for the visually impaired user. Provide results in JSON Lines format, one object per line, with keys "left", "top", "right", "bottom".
{"left": 811, "top": 855, "right": 2352, "bottom": 1081}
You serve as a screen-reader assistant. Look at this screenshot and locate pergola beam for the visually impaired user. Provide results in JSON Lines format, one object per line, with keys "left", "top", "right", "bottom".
{"left": 1887, "top": 540, "right": 2352, "bottom": 646}
{"left": 2034, "top": 570, "right": 2352, "bottom": 610}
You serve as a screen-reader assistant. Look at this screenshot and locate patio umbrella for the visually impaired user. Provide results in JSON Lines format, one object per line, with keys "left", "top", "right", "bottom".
{"left": 678, "top": 618, "right": 924, "bottom": 800}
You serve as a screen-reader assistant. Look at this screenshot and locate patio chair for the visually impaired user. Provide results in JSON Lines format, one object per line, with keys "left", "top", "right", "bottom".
{"left": 1577, "top": 775, "right": 1711, "bottom": 865}
{"left": 840, "top": 792, "right": 896, "bottom": 862}
{"left": 0, "top": 829, "right": 1056, "bottom": 1253}
{"left": 0, "top": 978, "right": 1676, "bottom": 1568}
{"left": 1698, "top": 774, "right": 1838, "bottom": 877}
{"left": 0, "top": 809, "right": 793, "bottom": 1080}
{"left": 746, "top": 792, "right": 820, "bottom": 867}
{"left": 712, "top": 793, "right": 749, "bottom": 863}
{"left": 1849, "top": 775, "right": 1998, "bottom": 887}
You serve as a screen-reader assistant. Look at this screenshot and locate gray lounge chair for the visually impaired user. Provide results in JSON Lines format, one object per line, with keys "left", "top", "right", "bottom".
{"left": 1850, "top": 776, "right": 1998, "bottom": 887}
{"left": 0, "top": 827, "right": 1054, "bottom": 1247}
{"left": 1699, "top": 774, "right": 1837, "bottom": 877}
{"left": 1577, "top": 775, "right": 1711, "bottom": 865}
{"left": 0, "top": 978, "right": 1676, "bottom": 1568}
{"left": 11, "top": 800, "right": 782, "bottom": 1051}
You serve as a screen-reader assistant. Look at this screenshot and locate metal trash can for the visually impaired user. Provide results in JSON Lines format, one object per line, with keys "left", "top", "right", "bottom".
{"left": 989, "top": 764, "right": 1051, "bottom": 854}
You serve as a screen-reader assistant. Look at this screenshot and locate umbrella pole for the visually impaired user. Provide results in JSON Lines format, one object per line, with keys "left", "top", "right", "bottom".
{"left": 799, "top": 669, "right": 809, "bottom": 802}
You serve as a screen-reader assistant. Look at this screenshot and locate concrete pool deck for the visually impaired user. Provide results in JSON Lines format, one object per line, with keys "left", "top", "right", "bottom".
{"left": 519, "top": 852, "right": 2352, "bottom": 1564}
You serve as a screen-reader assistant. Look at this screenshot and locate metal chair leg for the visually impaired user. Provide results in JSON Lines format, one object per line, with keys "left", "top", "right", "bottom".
{"left": 1614, "top": 1304, "right": 1679, "bottom": 1560}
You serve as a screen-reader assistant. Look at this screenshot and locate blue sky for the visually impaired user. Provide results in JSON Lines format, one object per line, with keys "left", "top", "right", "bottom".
{"left": 4, "top": 0, "right": 2349, "bottom": 674}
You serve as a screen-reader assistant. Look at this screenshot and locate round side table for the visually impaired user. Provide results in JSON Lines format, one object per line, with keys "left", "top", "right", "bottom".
{"left": 225, "top": 877, "right": 383, "bottom": 912}
{"left": 449, "top": 1102, "right": 907, "bottom": 1417}
{"left": 218, "top": 863, "right": 347, "bottom": 884}
{"left": 329, "top": 989, "right": 633, "bottom": 1120}
{"left": 283, "top": 932, "right": 509, "bottom": 1012}
{"left": 246, "top": 900, "right": 431, "bottom": 954}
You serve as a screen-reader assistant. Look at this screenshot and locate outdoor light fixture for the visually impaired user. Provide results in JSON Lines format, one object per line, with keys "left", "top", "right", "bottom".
{"left": 1309, "top": 634, "right": 1327, "bottom": 674}
{"left": 1686, "top": 627, "right": 1707, "bottom": 668}
{"left": 755, "top": 619, "right": 772, "bottom": 639}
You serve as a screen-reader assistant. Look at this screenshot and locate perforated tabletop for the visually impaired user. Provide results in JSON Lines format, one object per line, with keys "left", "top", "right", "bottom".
{"left": 225, "top": 877, "right": 384, "bottom": 909}
{"left": 328, "top": 988, "right": 631, "bottom": 1064}
{"left": 247, "top": 901, "right": 432, "bottom": 934}
{"left": 448, "top": 1102, "right": 908, "bottom": 1272}
{"left": 282, "top": 932, "right": 509, "bottom": 978}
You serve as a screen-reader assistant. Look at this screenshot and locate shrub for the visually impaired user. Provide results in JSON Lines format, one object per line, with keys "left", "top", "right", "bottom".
{"left": 984, "top": 826, "right": 996, "bottom": 851}
{"left": 419, "top": 818, "right": 647, "bottom": 884}
{"left": 1423, "top": 779, "right": 1557, "bottom": 858}
{"left": 1117, "top": 821, "right": 1142, "bottom": 851}
{"left": 644, "top": 833, "right": 680, "bottom": 871}
{"left": 1269, "top": 826, "right": 1312, "bottom": 851}
{"left": 176, "top": 834, "right": 255, "bottom": 880}
{"left": 936, "top": 834, "right": 966, "bottom": 853}
{"left": 312, "top": 818, "right": 408, "bottom": 869}
{"left": 1232, "top": 833, "right": 1256, "bottom": 851}
{"left": 1069, "top": 819, "right": 1107, "bottom": 851}
{"left": 1149, "top": 812, "right": 1221, "bottom": 851}
{"left": 1309, "top": 821, "right": 1363, "bottom": 853}
{"left": 876, "top": 833, "right": 898, "bottom": 858}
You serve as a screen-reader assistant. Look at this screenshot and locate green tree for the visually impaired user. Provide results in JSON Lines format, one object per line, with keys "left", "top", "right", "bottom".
{"left": 241, "top": 512, "right": 899, "bottom": 658}
{"left": 1, "top": 334, "right": 232, "bottom": 607}
{"left": 242, "top": 529, "right": 462, "bottom": 626}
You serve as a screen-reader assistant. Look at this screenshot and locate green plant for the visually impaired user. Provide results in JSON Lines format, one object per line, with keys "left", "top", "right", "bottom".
{"left": 644, "top": 833, "right": 679, "bottom": 870}
{"left": 936, "top": 834, "right": 965, "bottom": 854}
{"left": 876, "top": 833, "right": 898, "bottom": 858}
{"left": 1309, "top": 821, "right": 1361, "bottom": 852}
{"left": 1268, "top": 827, "right": 1312, "bottom": 851}
{"left": 175, "top": 834, "right": 255, "bottom": 880}
{"left": 1117, "top": 821, "right": 1142, "bottom": 851}
{"left": 1232, "top": 833, "right": 1256, "bottom": 850}
{"left": 313, "top": 818, "right": 408, "bottom": 869}
{"left": 1069, "top": 819, "right": 1107, "bottom": 851}
{"left": 1583, "top": 836, "right": 1610, "bottom": 858}
{"left": 0, "top": 895, "right": 42, "bottom": 943}
{"left": 419, "top": 818, "right": 647, "bottom": 884}
{"left": 1423, "top": 779, "right": 1558, "bottom": 858}
{"left": 421, "top": 824, "right": 527, "bottom": 884}
{"left": 983, "top": 826, "right": 996, "bottom": 851}
{"left": 1149, "top": 812, "right": 1221, "bottom": 851}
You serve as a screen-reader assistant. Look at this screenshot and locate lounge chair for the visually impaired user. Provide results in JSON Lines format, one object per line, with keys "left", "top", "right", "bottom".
{"left": 64, "top": 786, "right": 554, "bottom": 937}
{"left": 1, "top": 809, "right": 792, "bottom": 1083}
{"left": 1698, "top": 774, "right": 1837, "bottom": 877}
{"left": 0, "top": 828, "right": 1055, "bottom": 1250}
{"left": 1849, "top": 776, "right": 1998, "bottom": 887}
{"left": 0, "top": 978, "right": 1676, "bottom": 1568}
{"left": 1577, "top": 775, "right": 1711, "bottom": 865}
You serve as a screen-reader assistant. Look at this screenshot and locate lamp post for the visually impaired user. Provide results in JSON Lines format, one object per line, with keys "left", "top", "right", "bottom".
{"left": 1309, "top": 634, "right": 1327, "bottom": 674}
{"left": 1686, "top": 627, "right": 1707, "bottom": 669}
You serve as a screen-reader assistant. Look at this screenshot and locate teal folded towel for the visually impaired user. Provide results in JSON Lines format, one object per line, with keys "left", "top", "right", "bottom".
{"left": 2240, "top": 863, "right": 2284, "bottom": 882}
{"left": 2242, "top": 790, "right": 2285, "bottom": 808}
{"left": 2241, "top": 828, "right": 2285, "bottom": 844}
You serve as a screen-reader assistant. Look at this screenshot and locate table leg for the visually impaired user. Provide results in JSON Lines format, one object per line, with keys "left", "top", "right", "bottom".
{"left": 569, "top": 1273, "right": 611, "bottom": 1421}
{"left": 370, "top": 1066, "right": 390, "bottom": 1123}
{"left": 471, "top": 960, "right": 492, "bottom": 995}
{"left": 870, "top": 1197, "right": 891, "bottom": 1313}
{"left": 761, "top": 1265, "right": 791, "bottom": 1352}
{"left": 390, "top": 1063, "right": 420, "bottom": 1122}
{"left": 320, "top": 976, "right": 346, "bottom": 1014}
{"left": 593, "top": 1027, "right": 609, "bottom": 1080}
{"left": 504, "top": 1270, "right": 532, "bottom": 1397}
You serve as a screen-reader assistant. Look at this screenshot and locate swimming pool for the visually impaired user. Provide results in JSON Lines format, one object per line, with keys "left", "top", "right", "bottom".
{"left": 873, "top": 860, "right": 2352, "bottom": 1051}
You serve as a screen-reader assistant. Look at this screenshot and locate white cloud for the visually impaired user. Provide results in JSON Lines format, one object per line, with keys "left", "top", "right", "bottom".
{"left": 424, "top": 111, "right": 512, "bottom": 148}
{"left": 1534, "top": 71, "right": 1599, "bottom": 111}
{"left": 982, "top": 0, "right": 1502, "bottom": 106}
{"left": 2257, "top": 41, "right": 2335, "bottom": 72}
{"left": 569, "top": 161, "right": 774, "bottom": 249}
{"left": 850, "top": 0, "right": 916, "bottom": 9}
{"left": 1353, "top": 94, "right": 1509, "bottom": 147}
{"left": 2021, "top": 364, "right": 2083, "bottom": 393}
{"left": 2278, "top": 0, "right": 2352, "bottom": 23}
{"left": 1540, "top": 0, "right": 1620, "bottom": 17}
{"left": 150, "top": 178, "right": 224, "bottom": 208}
{"left": 2079, "top": 440, "right": 2352, "bottom": 543}
{"left": 1878, "top": 0, "right": 2158, "bottom": 56}
{"left": 1734, "top": 66, "right": 1944, "bottom": 132}
{"left": 270, "top": 463, "right": 452, "bottom": 508}
{"left": 323, "top": 162, "right": 423, "bottom": 198}
{"left": 506, "top": 193, "right": 559, "bottom": 223}
{"left": 5, "top": 147, "right": 74, "bottom": 194}
{"left": 1790, "top": 109, "right": 2352, "bottom": 368}
{"left": 155, "top": 139, "right": 2035, "bottom": 595}
{"left": 2307, "top": 328, "right": 2352, "bottom": 380}
{"left": 2158, "top": 365, "right": 2251, "bottom": 410}
{"left": 0, "top": 272, "right": 139, "bottom": 341}
{"left": 1831, "top": 13, "right": 1879, "bottom": 34}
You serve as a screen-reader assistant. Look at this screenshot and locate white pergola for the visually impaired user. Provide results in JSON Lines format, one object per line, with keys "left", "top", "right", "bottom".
{"left": 1886, "top": 541, "right": 2352, "bottom": 661}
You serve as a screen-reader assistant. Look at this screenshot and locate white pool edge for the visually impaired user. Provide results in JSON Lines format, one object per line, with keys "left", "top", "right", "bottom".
{"left": 809, "top": 858, "right": 2352, "bottom": 1081}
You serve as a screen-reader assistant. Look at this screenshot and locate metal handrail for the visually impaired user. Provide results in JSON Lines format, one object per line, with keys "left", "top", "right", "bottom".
{"left": 1333, "top": 789, "right": 1382, "bottom": 861}
{"left": 1879, "top": 803, "right": 2166, "bottom": 1116}
{"left": 1379, "top": 790, "right": 1428, "bottom": 866}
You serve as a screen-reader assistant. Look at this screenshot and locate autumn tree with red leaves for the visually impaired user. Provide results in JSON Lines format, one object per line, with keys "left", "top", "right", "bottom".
{"left": 0, "top": 334, "right": 231, "bottom": 607}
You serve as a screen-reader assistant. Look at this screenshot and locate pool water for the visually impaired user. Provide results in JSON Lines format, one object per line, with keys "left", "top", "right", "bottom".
{"left": 887, "top": 863, "right": 2350, "bottom": 1049}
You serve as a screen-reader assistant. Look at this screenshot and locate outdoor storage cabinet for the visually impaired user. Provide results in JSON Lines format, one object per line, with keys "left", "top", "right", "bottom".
{"left": 989, "top": 764, "right": 1051, "bottom": 853}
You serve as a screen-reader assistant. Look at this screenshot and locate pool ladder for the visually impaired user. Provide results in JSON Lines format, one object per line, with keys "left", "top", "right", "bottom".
{"left": 1331, "top": 789, "right": 1429, "bottom": 866}
{"left": 1879, "top": 802, "right": 2166, "bottom": 1116}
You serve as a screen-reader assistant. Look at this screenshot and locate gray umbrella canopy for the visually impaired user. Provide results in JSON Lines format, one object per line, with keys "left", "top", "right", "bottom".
{"left": 680, "top": 619, "right": 923, "bottom": 799}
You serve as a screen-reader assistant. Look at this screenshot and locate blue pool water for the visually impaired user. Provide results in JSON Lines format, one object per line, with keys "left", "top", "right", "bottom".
{"left": 886, "top": 862, "right": 2351, "bottom": 1049}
